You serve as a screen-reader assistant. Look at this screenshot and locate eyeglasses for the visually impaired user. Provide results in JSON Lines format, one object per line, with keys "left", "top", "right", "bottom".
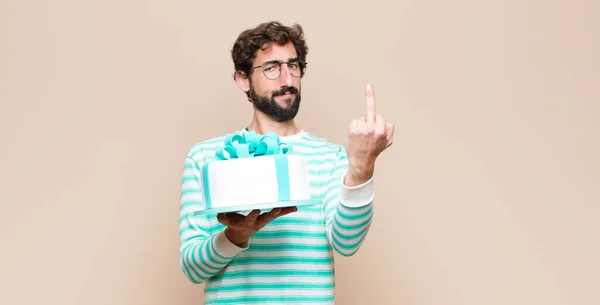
{"left": 251, "top": 59, "right": 306, "bottom": 80}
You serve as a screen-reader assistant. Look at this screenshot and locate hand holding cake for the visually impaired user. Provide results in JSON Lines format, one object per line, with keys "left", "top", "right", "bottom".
{"left": 217, "top": 207, "right": 297, "bottom": 247}
{"left": 344, "top": 84, "right": 394, "bottom": 187}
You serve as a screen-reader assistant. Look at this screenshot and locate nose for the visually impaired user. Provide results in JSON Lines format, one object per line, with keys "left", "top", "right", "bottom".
{"left": 278, "top": 64, "right": 294, "bottom": 87}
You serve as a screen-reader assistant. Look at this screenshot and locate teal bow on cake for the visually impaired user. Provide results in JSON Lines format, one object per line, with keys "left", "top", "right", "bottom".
{"left": 215, "top": 130, "right": 292, "bottom": 160}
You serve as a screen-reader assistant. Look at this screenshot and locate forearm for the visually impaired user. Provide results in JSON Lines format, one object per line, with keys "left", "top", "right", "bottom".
{"left": 180, "top": 157, "right": 247, "bottom": 283}
{"left": 180, "top": 229, "right": 246, "bottom": 284}
{"left": 330, "top": 203, "right": 373, "bottom": 256}
{"left": 326, "top": 173, "right": 375, "bottom": 256}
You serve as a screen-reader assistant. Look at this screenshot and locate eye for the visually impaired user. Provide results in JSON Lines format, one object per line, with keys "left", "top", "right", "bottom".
{"left": 288, "top": 63, "right": 298, "bottom": 69}
{"left": 263, "top": 64, "right": 276, "bottom": 72}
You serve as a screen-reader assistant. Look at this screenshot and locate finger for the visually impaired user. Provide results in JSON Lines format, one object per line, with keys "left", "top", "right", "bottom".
{"left": 375, "top": 114, "right": 386, "bottom": 135}
{"left": 365, "top": 84, "right": 376, "bottom": 126}
{"left": 277, "top": 206, "right": 298, "bottom": 217}
{"left": 217, "top": 213, "right": 231, "bottom": 226}
{"left": 245, "top": 209, "right": 261, "bottom": 224}
{"left": 282, "top": 206, "right": 298, "bottom": 213}
{"left": 225, "top": 212, "right": 247, "bottom": 224}
{"left": 358, "top": 117, "right": 368, "bottom": 130}
{"left": 256, "top": 208, "right": 281, "bottom": 226}
{"left": 385, "top": 123, "right": 394, "bottom": 148}
{"left": 348, "top": 119, "right": 358, "bottom": 132}
{"left": 385, "top": 122, "right": 394, "bottom": 141}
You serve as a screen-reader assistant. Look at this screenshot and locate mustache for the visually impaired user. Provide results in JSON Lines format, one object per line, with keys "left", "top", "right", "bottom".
{"left": 272, "top": 86, "right": 299, "bottom": 97}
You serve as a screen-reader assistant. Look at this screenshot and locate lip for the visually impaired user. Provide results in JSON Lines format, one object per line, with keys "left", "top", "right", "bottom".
{"left": 276, "top": 93, "right": 294, "bottom": 97}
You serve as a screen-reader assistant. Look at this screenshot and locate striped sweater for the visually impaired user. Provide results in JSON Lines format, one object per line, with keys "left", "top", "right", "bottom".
{"left": 179, "top": 129, "right": 375, "bottom": 304}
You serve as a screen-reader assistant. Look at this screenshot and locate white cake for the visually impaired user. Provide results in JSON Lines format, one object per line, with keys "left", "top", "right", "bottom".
{"left": 194, "top": 130, "right": 320, "bottom": 215}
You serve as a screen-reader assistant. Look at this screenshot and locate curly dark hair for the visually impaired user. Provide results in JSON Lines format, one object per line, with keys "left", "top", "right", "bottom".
{"left": 231, "top": 21, "right": 309, "bottom": 80}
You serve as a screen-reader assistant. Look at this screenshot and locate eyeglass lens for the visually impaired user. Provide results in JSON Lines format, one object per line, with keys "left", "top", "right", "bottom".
{"left": 262, "top": 62, "right": 302, "bottom": 80}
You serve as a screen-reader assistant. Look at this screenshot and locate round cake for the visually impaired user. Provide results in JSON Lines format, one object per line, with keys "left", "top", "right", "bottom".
{"left": 194, "top": 130, "right": 321, "bottom": 215}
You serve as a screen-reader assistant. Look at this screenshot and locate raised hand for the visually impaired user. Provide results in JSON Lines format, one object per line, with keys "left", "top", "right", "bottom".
{"left": 217, "top": 207, "right": 297, "bottom": 247}
{"left": 344, "top": 84, "right": 394, "bottom": 185}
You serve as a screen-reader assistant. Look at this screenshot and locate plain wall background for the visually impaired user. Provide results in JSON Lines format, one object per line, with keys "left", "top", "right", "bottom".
{"left": 1, "top": 0, "right": 598, "bottom": 304}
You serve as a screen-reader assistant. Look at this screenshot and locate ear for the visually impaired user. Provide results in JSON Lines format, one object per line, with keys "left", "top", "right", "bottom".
{"left": 234, "top": 70, "right": 250, "bottom": 93}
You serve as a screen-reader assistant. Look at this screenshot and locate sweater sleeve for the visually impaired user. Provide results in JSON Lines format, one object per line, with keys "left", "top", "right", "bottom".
{"left": 323, "top": 147, "right": 375, "bottom": 257}
{"left": 179, "top": 154, "right": 248, "bottom": 284}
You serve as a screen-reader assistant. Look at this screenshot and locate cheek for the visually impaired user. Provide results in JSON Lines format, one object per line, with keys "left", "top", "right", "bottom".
{"left": 293, "top": 78, "right": 302, "bottom": 89}
{"left": 255, "top": 80, "right": 278, "bottom": 95}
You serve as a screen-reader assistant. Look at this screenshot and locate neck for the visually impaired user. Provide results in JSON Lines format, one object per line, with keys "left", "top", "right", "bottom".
{"left": 247, "top": 111, "right": 301, "bottom": 137}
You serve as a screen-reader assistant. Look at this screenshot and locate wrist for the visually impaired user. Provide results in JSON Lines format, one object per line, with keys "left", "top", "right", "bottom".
{"left": 345, "top": 161, "right": 374, "bottom": 187}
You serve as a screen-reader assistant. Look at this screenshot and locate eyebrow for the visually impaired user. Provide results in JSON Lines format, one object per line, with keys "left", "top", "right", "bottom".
{"left": 261, "top": 57, "right": 300, "bottom": 65}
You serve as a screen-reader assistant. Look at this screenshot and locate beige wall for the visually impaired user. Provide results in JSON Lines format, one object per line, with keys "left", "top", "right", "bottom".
{"left": 1, "top": 0, "right": 598, "bottom": 304}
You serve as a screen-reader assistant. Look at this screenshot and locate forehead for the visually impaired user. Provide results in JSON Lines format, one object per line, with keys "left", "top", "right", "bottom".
{"left": 253, "top": 42, "right": 298, "bottom": 65}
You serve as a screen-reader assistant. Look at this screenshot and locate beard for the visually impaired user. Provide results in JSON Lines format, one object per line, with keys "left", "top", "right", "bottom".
{"left": 248, "top": 84, "right": 301, "bottom": 123}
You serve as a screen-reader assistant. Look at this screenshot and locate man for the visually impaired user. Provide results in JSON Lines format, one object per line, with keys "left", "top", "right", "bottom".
{"left": 179, "top": 21, "right": 394, "bottom": 304}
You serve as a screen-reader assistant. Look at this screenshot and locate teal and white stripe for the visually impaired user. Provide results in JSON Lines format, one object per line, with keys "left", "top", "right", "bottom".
{"left": 179, "top": 130, "right": 374, "bottom": 304}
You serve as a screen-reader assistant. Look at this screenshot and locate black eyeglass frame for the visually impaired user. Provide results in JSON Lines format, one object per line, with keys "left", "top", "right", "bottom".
{"left": 250, "top": 58, "right": 307, "bottom": 80}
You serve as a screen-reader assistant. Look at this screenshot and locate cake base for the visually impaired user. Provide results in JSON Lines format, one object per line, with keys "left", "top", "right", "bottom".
{"left": 193, "top": 199, "right": 321, "bottom": 216}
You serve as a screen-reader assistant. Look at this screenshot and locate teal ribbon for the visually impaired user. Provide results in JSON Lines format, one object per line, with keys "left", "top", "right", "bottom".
{"left": 215, "top": 130, "right": 292, "bottom": 160}
{"left": 202, "top": 130, "right": 293, "bottom": 209}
